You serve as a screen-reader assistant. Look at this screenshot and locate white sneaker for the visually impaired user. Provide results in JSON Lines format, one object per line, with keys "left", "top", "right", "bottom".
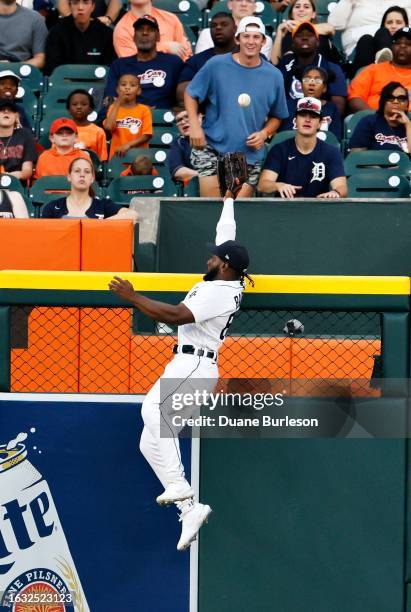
{"left": 177, "top": 503, "right": 212, "bottom": 551}
{"left": 156, "top": 482, "right": 194, "bottom": 506}
{"left": 375, "top": 47, "right": 393, "bottom": 63}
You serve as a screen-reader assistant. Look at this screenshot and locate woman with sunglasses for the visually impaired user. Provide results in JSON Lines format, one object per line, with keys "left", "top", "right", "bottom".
{"left": 350, "top": 81, "right": 411, "bottom": 153}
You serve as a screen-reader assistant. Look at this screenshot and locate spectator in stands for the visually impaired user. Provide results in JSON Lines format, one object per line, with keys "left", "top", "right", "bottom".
{"left": 168, "top": 108, "right": 199, "bottom": 183}
{"left": 67, "top": 89, "right": 108, "bottom": 161}
{"left": 0, "top": 189, "right": 29, "bottom": 217}
{"left": 176, "top": 13, "right": 237, "bottom": 102}
{"left": 279, "top": 66, "right": 342, "bottom": 139}
{"left": 0, "top": 0, "right": 47, "bottom": 67}
{"left": 196, "top": 0, "right": 272, "bottom": 59}
{"left": 352, "top": 6, "right": 409, "bottom": 72}
{"left": 349, "top": 26, "right": 411, "bottom": 112}
{"left": 328, "top": 0, "right": 411, "bottom": 59}
{"left": 258, "top": 97, "right": 347, "bottom": 198}
{"left": 278, "top": 21, "right": 347, "bottom": 115}
{"left": 120, "top": 153, "right": 157, "bottom": 175}
{"left": 0, "top": 100, "right": 36, "bottom": 181}
{"left": 0, "top": 70, "right": 31, "bottom": 129}
{"left": 350, "top": 81, "right": 411, "bottom": 152}
{"left": 57, "top": 0, "right": 122, "bottom": 27}
{"left": 113, "top": 0, "right": 192, "bottom": 60}
{"left": 42, "top": 157, "right": 138, "bottom": 220}
{"left": 271, "top": 0, "right": 339, "bottom": 66}
{"left": 104, "top": 74, "right": 152, "bottom": 159}
{"left": 185, "top": 16, "right": 288, "bottom": 198}
{"left": 44, "top": 0, "right": 116, "bottom": 76}
{"left": 35, "top": 118, "right": 91, "bottom": 179}
{"left": 105, "top": 15, "right": 184, "bottom": 110}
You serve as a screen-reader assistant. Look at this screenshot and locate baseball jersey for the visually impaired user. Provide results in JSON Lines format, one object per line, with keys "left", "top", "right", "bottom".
{"left": 349, "top": 113, "right": 409, "bottom": 153}
{"left": 263, "top": 138, "right": 345, "bottom": 197}
{"left": 180, "top": 280, "right": 244, "bottom": 352}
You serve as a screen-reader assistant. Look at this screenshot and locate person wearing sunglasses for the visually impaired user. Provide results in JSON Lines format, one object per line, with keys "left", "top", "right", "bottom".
{"left": 350, "top": 81, "right": 411, "bottom": 153}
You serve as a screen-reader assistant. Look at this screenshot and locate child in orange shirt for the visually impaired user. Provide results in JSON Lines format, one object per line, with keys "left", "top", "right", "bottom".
{"left": 67, "top": 89, "right": 108, "bottom": 162}
{"left": 104, "top": 74, "right": 152, "bottom": 160}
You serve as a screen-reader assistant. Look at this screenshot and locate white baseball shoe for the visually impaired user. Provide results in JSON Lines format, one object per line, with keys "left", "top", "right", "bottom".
{"left": 156, "top": 482, "right": 194, "bottom": 506}
{"left": 177, "top": 502, "right": 212, "bottom": 551}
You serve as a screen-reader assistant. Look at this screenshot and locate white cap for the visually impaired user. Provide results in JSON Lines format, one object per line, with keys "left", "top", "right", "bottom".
{"left": 235, "top": 16, "right": 266, "bottom": 38}
{"left": 0, "top": 70, "right": 21, "bottom": 82}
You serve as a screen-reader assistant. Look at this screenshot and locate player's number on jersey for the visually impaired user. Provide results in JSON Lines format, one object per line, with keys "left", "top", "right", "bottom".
{"left": 219, "top": 294, "right": 242, "bottom": 340}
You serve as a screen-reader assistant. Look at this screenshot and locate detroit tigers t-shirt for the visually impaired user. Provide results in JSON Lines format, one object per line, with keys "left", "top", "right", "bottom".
{"left": 263, "top": 138, "right": 345, "bottom": 197}
{"left": 104, "top": 53, "right": 184, "bottom": 109}
{"left": 349, "top": 113, "right": 409, "bottom": 153}
{"left": 181, "top": 280, "right": 244, "bottom": 352}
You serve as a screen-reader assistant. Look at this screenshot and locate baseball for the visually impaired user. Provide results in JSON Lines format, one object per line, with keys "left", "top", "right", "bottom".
{"left": 238, "top": 93, "right": 251, "bottom": 107}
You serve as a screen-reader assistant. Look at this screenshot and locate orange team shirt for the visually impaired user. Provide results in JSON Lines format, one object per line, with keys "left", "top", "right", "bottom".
{"left": 34, "top": 147, "right": 91, "bottom": 179}
{"left": 76, "top": 123, "right": 108, "bottom": 161}
{"left": 113, "top": 7, "right": 192, "bottom": 60}
{"left": 348, "top": 62, "right": 411, "bottom": 110}
{"left": 104, "top": 103, "right": 153, "bottom": 159}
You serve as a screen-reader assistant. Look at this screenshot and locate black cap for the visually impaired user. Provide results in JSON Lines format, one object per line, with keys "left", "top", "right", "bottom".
{"left": 133, "top": 14, "right": 159, "bottom": 30}
{"left": 0, "top": 99, "right": 18, "bottom": 112}
{"left": 207, "top": 240, "right": 249, "bottom": 273}
{"left": 393, "top": 27, "right": 411, "bottom": 42}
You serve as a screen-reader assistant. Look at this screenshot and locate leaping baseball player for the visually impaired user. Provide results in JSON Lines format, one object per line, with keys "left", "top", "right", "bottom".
{"left": 109, "top": 179, "right": 252, "bottom": 551}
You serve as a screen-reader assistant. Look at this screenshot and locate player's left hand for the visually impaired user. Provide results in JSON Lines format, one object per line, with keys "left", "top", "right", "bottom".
{"left": 109, "top": 276, "right": 136, "bottom": 301}
{"left": 246, "top": 131, "right": 266, "bottom": 150}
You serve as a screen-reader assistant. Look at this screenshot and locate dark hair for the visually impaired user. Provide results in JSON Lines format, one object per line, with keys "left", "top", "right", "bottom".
{"left": 381, "top": 5, "right": 409, "bottom": 28}
{"left": 211, "top": 11, "right": 235, "bottom": 23}
{"left": 68, "top": 157, "right": 95, "bottom": 196}
{"left": 239, "top": 272, "right": 254, "bottom": 288}
{"left": 378, "top": 81, "right": 408, "bottom": 114}
{"left": 301, "top": 65, "right": 335, "bottom": 85}
{"left": 289, "top": 0, "right": 316, "bottom": 21}
{"left": 291, "top": 65, "right": 335, "bottom": 101}
{"left": 66, "top": 89, "right": 95, "bottom": 111}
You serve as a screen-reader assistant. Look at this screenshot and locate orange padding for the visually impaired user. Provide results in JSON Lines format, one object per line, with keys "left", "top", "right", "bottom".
{"left": 0, "top": 219, "right": 134, "bottom": 271}
{"left": 11, "top": 318, "right": 381, "bottom": 396}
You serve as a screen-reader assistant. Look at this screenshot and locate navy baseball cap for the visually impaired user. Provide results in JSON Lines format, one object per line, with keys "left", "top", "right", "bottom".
{"left": 0, "top": 99, "right": 18, "bottom": 112}
{"left": 207, "top": 240, "right": 249, "bottom": 273}
{"left": 133, "top": 14, "right": 159, "bottom": 30}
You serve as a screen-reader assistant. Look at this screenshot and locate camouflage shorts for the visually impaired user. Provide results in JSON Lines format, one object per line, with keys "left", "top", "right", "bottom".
{"left": 190, "top": 145, "right": 262, "bottom": 187}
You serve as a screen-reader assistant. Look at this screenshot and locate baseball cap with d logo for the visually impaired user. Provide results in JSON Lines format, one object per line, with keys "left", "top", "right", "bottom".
{"left": 207, "top": 240, "right": 250, "bottom": 274}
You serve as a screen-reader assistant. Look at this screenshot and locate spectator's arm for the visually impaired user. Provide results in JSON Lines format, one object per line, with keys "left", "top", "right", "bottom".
{"left": 348, "top": 64, "right": 374, "bottom": 112}
{"left": 330, "top": 95, "right": 346, "bottom": 116}
{"left": 327, "top": 0, "right": 353, "bottom": 31}
{"left": 114, "top": 134, "right": 151, "bottom": 157}
{"left": 317, "top": 176, "right": 348, "bottom": 198}
{"left": 104, "top": 99, "right": 121, "bottom": 132}
{"left": 113, "top": 20, "right": 136, "bottom": 57}
{"left": 26, "top": 52, "right": 45, "bottom": 69}
{"left": 270, "top": 0, "right": 291, "bottom": 11}
{"left": 99, "top": 0, "right": 122, "bottom": 26}
{"left": 29, "top": 14, "right": 47, "bottom": 69}
{"left": 9, "top": 161, "right": 33, "bottom": 181}
{"left": 316, "top": 22, "right": 335, "bottom": 36}
{"left": 44, "top": 29, "right": 66, "bottom": 75}
{"left": 162, "top": 17, "right": 192, "bottom": 60}
{"left": 349, "top": 97, "right": 371, "bottom": 113}
{"left": 10, "top": 192, "right": 29, "bottom": 218}
{"left": 176, "top": 81, "right": 189, "bottom": 104}
{"left": 185, "top": 90, "right": 206, "bottom": 148}
{"left": 271, "top": 21, "right": 289, "bottom": 65}
{"left": 350, "top": 147, "right": 367, "bottom": 152}
{"left": 174, "top": 167, "right": 198, "bottom": 181}
{"left": 195, "top": 28, "right": 212, "bottom": 54}
{"left": 108, "top": 207, "right": 139, "bottom": 222}
{"left": 56, "top": 0, "right": 70, "bottom": 16}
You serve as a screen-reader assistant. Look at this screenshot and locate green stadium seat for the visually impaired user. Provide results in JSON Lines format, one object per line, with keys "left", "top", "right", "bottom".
{"left": 155, "top": 0, "right": 203, "bottom": 29}
{"left": 15, "top": 88, "right": 38, "bottom": 123}
{"left": 344, "top": 150, "right": 410, "bottom": 177}
{"left": 152, "top": 109, "right": 175, "bottom": 127}
{"left": 29, "top": 176, "right": 102, "bottom": 210}
{"left": 48, "top": 64, "right": 109, "bottom": 88}
{"left": 0, "top": 174, "right": 25, "bottom": 195}
{"left": 4, "top": 63, "right": 44, "bottom": 93}
{"left": 149, "top": 128, "right": 178, "bottom": 149}
{"left": 343, "top": 111, "right": 373, "bottom": 153}
{"left": 182, "top": 176, "right": 200, "bottom": 196}
{"left": 347, "top": 172, "right": 409, "bottom": 198}
{"left": 269, "top": 129, "right": 340, "bottom": 149}
{"left": 107, "top": 175, "right": 178, "bottom": 203}
{"left": 106, "top": 148, "right": 169, "bottom": 180}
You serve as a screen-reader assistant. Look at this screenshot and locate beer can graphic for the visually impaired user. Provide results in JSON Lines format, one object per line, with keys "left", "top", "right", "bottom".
{"left": 0, "top": 442, "right": 89, "bottom": 611}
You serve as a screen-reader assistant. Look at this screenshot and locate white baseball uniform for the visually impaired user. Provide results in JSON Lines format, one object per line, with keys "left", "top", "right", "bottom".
{"left": 139, "top": 198, "right": 245, "bottom": 494}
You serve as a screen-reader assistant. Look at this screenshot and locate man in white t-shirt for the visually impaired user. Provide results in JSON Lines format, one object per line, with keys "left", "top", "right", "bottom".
{"left": 109, "top": 195, "right": 251, "bottom": 551}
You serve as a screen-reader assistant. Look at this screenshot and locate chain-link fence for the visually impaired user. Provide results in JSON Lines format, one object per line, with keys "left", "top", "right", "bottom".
{"left": 9, "top": 306, "right": 381, "bottom": 395}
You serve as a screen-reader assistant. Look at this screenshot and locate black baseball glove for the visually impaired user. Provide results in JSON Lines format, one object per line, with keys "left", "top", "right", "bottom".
{"left": 217, "top": 152, "right": 249, "bottom": 198}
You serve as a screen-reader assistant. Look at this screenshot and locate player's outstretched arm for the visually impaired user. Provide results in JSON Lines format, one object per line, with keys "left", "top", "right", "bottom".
{"left": 215, "top": 194, "right": 236, "bottom": 245}
{"left": 109, "top": 277, "right": 195, "bottom": 325}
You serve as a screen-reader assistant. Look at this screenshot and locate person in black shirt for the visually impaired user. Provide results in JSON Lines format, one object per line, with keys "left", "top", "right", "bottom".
{"left": 0, "top": 100, "right": 36, "bottom": 181}
{"left": 42, "top": 157, "right": 138, "bottom": 220}
{"left": 44, "top": 0, "right": 116, "bottom": 76}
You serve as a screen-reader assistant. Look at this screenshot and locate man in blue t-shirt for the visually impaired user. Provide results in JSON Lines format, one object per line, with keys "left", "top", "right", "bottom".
{"left": 278, "top": 22, "right": 347, "bottom": 116}
{"left": 258, "top": 97, "right": 347, "bottom": 198}
{"left": 176, "top": 12, "right": 238, "bottom": 103}
{"left": 104, "top": 15, "right": 183, "bottom": 109}
{"left": 185, "top": 16, "right": 288, "bottom": 198}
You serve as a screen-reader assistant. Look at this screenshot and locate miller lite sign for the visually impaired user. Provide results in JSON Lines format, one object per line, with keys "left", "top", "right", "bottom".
{"left": 0, "top": 436, "right": 89, "bottom": 611}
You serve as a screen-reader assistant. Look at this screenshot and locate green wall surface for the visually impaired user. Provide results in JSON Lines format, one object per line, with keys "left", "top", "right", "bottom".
{"left": 157, "top": 200, "right": 411, "bottom": 275}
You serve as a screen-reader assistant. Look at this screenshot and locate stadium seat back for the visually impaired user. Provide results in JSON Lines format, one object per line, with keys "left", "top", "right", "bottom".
{"left": 106, "top": 148, "right": 169, "bottom": 179}
{"left": 152, "top": 109, "right": 176, "bottom": 127}
{"left": 344, "top": 150, "right": 410, "bottom": 176}
{"left": 107, "top": 175, "right": 178, "bottom": 203}
{"left": 0, "top": 174, "right": 26, "bottom": 195}
{"left": 4, "top": 63, "right": 44, "bottom": 93}
{"left": 155, "top": 0, "right": 203, "bottom": 28}
{"left": 269, "top": 129, "right": 340, "bottom": 149}
{"left": 149, "top": 128, "right": 178, "bottom": 148}
{"left": 29, "top": 176, "right": 102, "bottom": 208}
{"left": 347, "top": 172, "right": 409, "bottom": 198}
